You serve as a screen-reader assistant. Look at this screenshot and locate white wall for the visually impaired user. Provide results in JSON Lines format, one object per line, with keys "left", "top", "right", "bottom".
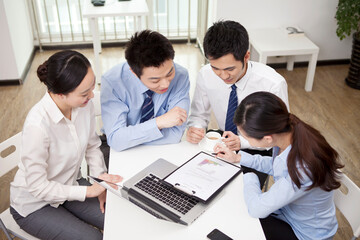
{"left": 213, "top": 0, "right": 352, "bottom": 61}
{"left": 0, "top": 0, "right": 33, "bottom": 81}
{"left": 0, "top": 0, "right": 18, "bottom": 79}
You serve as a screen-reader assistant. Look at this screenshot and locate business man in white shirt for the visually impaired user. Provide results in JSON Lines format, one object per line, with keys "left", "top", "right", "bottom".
{"left": 186, "top": 20, "right": 289, "bottom": 187}
{"left": 187, "top": 20, "right": 289, "bottom": 150}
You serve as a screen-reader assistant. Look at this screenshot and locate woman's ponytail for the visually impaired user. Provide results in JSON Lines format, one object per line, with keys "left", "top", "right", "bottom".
{"left": 235, "top": 92, "right": 343, "bottom": 191}
{"left": 288, "top": 114, "right": 343, "bottom": 191}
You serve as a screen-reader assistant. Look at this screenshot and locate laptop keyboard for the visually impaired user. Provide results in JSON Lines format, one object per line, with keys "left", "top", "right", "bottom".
{"left": 135, "top": 174, "right": 199, "bottom": 215}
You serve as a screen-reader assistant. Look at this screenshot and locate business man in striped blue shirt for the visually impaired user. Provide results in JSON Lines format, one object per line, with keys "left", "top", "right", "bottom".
{"left": 101, "top": 30, "right": 190, "bottom": 152}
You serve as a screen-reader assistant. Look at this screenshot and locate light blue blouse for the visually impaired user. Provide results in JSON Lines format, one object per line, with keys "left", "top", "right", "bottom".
{"left": 240, "top": 146, "right": 337, "bottom": 240}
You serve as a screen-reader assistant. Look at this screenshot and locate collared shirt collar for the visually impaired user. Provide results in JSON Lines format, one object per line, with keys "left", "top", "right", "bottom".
{"left": 124, "top": 62, "right": 152, "bottom": 95}
{"left": 234, "top": 61, "right": 252, "bottom": 91}
{"left": 274, "top": 144, "right": 292, "bottom": 161}
{"left": 230, "top": 61, "right": 252, "bottom": 90}
{"left": 42, "top": 91, "right": 79, "bottom": 124}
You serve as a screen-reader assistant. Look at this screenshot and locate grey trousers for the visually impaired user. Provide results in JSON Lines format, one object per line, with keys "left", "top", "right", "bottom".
{"left": 10, "top": 178, "right": 104, "bottom": 240}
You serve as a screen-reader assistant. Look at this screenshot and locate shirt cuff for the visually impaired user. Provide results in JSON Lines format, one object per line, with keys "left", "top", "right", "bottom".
{"left": 239, "top": 135, "right": 271, "bottom": 151}
{"left": 239, "top": 135, "right": 251, "bottom": 149}
{"left": 69, "top": 186, "right": 87, "bottom": 202}
{"left": 145, "top": 118, "right": 164, "bottom": 139}
{"left": 187, "top": 122, "right": 207, "bottom": 129}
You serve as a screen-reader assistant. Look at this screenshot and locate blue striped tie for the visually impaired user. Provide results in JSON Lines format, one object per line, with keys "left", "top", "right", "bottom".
{"left": 140, "top": 90, "right": 154, "bottom": 123}
{"left": 225, "top": 84, "right": 238, "bottom": 135}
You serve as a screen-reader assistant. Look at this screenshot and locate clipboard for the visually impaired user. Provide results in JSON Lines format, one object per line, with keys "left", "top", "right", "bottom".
{"left": 162, "top": 151, "right": 242, "bottom": 203}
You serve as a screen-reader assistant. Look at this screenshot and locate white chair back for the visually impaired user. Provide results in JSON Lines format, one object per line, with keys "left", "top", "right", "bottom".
{"left": 334, "top": 173, "right": 360, "bottom": 240}
{"left": 92, "top": 90, "right": 103, "bottom": 135}
{"left": 93, "top": 90, "right": 101, "bottom": 117}
{"left": 0, "top": 132, "right": 40, "bottom": 239}
{"left": 0, "top": 132, "right": 21, "bottom": 177}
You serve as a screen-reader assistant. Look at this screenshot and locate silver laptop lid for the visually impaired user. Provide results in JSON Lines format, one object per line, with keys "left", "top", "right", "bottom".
{"left": 121, "top": 158, "right": 211, "bottom": 225}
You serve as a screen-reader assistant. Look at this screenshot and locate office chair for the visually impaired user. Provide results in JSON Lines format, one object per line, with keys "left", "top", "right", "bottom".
{"left": 0, "top": 132, "right": 39, "bottom": 240}
{"left": 334, "top": 173, "right": 360, "bottom": 240}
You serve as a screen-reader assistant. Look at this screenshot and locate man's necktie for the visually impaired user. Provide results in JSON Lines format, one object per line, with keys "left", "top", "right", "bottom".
{"left": 140, "top": 90, "right": 154, "bottom": 123}
{"left": 225, "top": 84, "right": 238, "bottom": 134}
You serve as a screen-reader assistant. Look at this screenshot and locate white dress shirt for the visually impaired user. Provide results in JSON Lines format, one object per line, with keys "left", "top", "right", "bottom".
{"left": 187, "top": 61, "right": 289, "bottom": 149}
{"left": 10, "top": 92, "right": 107, "bottom": 217}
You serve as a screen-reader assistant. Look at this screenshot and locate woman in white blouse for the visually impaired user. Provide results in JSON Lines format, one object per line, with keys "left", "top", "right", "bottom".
{"left": 10, "top": 50, "right": 122, "bottom": 240}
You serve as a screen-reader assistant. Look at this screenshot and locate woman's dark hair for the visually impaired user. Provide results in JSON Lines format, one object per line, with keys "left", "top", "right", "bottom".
{"left": 37, "top": 50, "right": 91, "bottom": 94}
{"left": 203, "top": 20, "right": 249, "bottom": 64}
{"left": 125, "top": 30, "right": 175, "bottom": 78}
{"left": 234, "top": 91, "right": 343, "bottom": 191}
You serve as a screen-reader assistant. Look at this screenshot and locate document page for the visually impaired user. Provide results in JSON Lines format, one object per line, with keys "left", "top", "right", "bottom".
{"left": 163, "top": 152, "right": 241, "bottom": 202}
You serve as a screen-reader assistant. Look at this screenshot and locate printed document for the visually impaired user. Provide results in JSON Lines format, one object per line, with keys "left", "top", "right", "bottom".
{"left": 163, "top": 152, "right": 241, "bottom": 202}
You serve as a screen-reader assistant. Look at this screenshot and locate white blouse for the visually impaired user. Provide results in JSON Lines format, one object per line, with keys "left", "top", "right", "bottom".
{"left": 10, "top": 92, "right": 107, "bottom": 217}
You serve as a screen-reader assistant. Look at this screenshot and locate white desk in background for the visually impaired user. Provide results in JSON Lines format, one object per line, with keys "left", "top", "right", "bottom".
{"left": 82, "top": 0, "right": 149, "bottom": 84}
{"left": 103, "top": 141, "right": 265, "bottom": 240}
{"left": 248, "top": 28, "right": 319, "bottom": 92}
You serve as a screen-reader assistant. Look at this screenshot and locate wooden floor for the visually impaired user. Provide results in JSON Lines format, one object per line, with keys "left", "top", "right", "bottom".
{"left": 1, "top": 44, "right": 359, "bottom": 239}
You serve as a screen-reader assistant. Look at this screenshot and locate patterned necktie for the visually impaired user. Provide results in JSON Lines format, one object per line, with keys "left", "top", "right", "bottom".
{"left": 140, "top": 90, "right": 154, "bottom": 123}
{"left": 225, "top": 84, "right": 238, "bottom": 135}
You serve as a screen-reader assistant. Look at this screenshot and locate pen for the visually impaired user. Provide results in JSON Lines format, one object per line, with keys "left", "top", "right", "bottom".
{"left": 211, "top": 152, "right": 225, "bottom": 156}
{"left": 211, "top": 152, "right": 229, "bottom": 162}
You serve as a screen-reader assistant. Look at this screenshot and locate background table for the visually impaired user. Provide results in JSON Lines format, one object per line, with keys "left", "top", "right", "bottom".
{"left": 82, "top": 0, "right": 149, "bottom": 84}
{"left": 103, "top": 141, "right": 265, "bottom": 240}
{"left": 248, "top": 28, "right": 319, "bottom": 92}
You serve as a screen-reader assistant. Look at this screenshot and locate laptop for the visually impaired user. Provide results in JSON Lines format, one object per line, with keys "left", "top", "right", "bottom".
{"left": 90, "top": 151, "right": 241, "bottom": 225}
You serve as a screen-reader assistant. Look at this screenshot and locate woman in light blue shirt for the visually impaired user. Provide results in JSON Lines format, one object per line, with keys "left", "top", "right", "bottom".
{"left": 214, "top": 91, "right": 343, "bottom": 240}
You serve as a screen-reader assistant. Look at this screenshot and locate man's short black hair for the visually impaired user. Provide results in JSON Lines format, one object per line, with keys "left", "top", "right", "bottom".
{"left": 125, "top": 30, "right": 175, "bottom": 78}
{"left": 203, "top": 20, "right": 249, "bottom": 64}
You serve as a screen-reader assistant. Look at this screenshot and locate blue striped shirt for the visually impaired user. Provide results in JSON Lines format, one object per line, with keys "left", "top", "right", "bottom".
{"left": 101, "top": 62, "right": 190, "bottom": 151}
